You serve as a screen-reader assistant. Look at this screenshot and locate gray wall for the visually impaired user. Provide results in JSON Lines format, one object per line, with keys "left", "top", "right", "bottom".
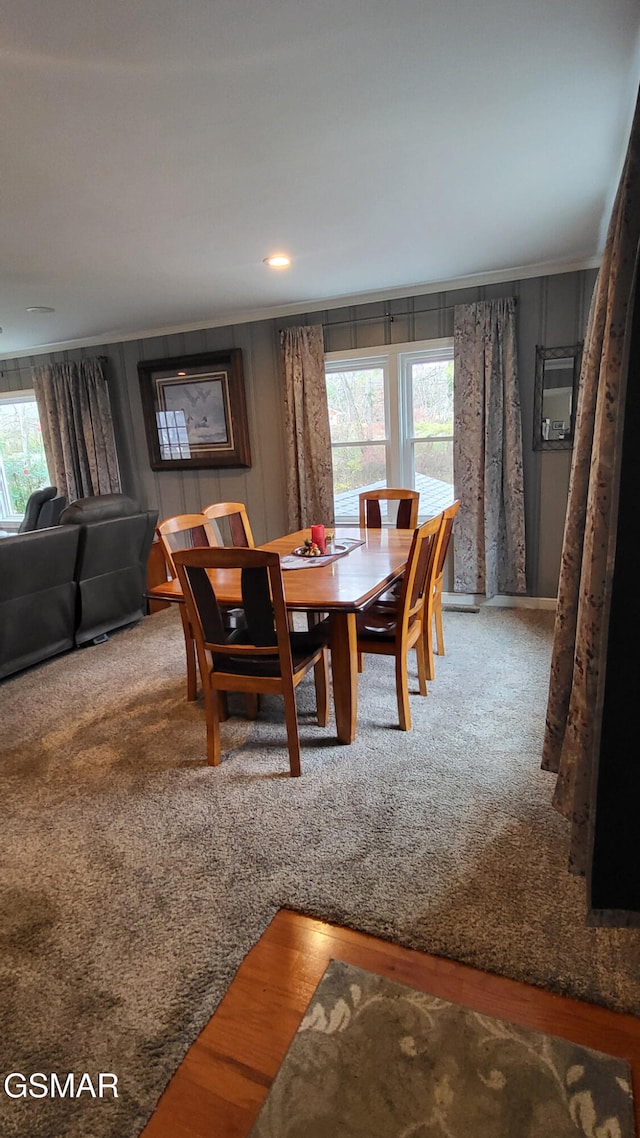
{"left": 0, "top": 267, "right": 597, "bottom": 598}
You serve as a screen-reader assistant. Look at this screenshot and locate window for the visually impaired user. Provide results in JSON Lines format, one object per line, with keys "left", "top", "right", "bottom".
{"left": 325, "top": 339, "right": 454, "bottom": 522}
{"left": 0, "top": 391, "right": 51, "bottom": 523}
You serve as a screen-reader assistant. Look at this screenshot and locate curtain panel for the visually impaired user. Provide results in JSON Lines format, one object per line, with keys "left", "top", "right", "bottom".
{"left": 32, "top": 357, "right": 121, "bottom": 503}
{"left": 541, "top": 90, "right": 640, "bottom": 893}
{"left": 452, "top": 298, "right": 527, "bottom": 599}
{"left": 280, "top": 325, "right": 335, "bottom": 532}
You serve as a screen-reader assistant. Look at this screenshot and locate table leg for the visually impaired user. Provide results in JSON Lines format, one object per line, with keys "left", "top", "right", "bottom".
{"left": 330, "top": 612, "right": 358, "bottom": 743}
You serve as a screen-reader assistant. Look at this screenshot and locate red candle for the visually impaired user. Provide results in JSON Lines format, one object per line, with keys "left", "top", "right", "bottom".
{"left": 311, "top": 524, "right": 326, "bottom": 553}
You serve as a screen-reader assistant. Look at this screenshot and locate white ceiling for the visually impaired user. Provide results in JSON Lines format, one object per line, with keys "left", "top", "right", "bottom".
{"left": 1, "top": 0, "right": 639, "bottom": 357}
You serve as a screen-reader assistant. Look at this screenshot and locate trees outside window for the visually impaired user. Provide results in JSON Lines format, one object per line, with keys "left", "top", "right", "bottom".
{"left": 0, "top": 393, "right": 50, "bottom": 521}
{"left": 325, "top": 340, "right": 454, "bottom": 521}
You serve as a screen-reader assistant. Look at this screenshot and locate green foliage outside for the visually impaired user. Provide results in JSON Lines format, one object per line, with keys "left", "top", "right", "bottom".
{"left": 414, "top": 419, "right": 452, "bottom": 438}
{"left": 326, "top": 368, "right": 386, "bottom": 444}
{"left": 0, "top": 399, "right": 49, "bottom": 516}
{"left": 4, "top": 455, "right": 50, "bottom": 512}
{"left": 414, "top": 439, "right": 453, "bottom": 483}
{"left": 327, "top": 359, "right": 454, "bottom": 494}
{"left": 332, "top": 444, "right": 386, "bottom": 495}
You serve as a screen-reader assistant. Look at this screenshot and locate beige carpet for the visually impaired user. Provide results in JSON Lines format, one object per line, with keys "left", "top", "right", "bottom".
{"left": 1, "top": 605, "right": 639, "bottom": 1138}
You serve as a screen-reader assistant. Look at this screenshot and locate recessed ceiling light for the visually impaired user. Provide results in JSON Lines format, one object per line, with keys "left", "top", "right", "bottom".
{"left": 263, "top": 254, "right": 291, "bottom": 269}
{"left": 26, "top": 306, "right": 55, "bottom": 313}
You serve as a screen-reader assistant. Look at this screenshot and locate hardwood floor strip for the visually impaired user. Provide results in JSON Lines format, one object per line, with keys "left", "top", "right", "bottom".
{"left": 141, "top": 909, "right": 640, "bottom": 1138}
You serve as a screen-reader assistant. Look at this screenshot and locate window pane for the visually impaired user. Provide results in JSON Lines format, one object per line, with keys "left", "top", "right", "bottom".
{"left": 332, "top": 444, "right": 387, "bottom": 519}
{"left": 0, "top": 398, "right": 50, "bottom": 518}
{"left": 410, "top": 358, "right": 453, "bottom": 437}
{"left": 326, "top": 368, "right": 386, "bottom": 443}
{"left": 413, "top": 440, "right": 455, "bottom": 514}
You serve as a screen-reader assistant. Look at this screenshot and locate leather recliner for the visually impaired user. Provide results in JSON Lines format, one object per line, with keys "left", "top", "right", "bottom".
{"left": 18, "top": 485, "right": 57, "bottom": 532}
{"left": 60, "top": 494, "right": 158, "bottom": 646}
{"left": 1, "top": 494, "right": 159, "bottom": 679}
{"left": 0, "top": 525, "right": 80, "bottom": 679}
{"left": 35, "top": 494, "right": 67, "bottom": 529}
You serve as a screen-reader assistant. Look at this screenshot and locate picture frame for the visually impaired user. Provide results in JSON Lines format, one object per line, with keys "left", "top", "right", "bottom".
{"left": 137, "top": 349, "right": 251, "bottom": 470}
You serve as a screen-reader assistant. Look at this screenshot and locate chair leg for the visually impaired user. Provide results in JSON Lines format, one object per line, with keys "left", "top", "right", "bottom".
{"left": 217, "top": 692, "right": 229, "bottom": 721}
{"left": 434, "top": 587, "right": 445, "bottom": 657}
{"left": 415, "top": 633, "right": 428, "bottom": 697}
{"left": 282, "top": 683, "right": 302, "bottom": 776}
{"left": 357, "top": 651, "right": 364, "bottom": 673}
{"left": 203, "top": 684, "right": 222, "bottom": 766}
{"left": 395, "top": 651, "right": 412, "bottom": 731}
{"left": 179, "top": 606, "right": 198, "bottom": 701}
{"left": 424, "top": 605, "right": 436, "bottom": 682}
{"left": 313, "top": 650, "right": 329, "bottom": 727}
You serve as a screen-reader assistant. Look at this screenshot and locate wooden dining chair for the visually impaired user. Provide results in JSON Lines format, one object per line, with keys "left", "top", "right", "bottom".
{"left": 356, "top": 512, "right": 444, "bottom": 731}
{"left": 358, "top": 489, "right": 421, "bottom": 624}
{"left": 359, "top": 488, "right": 419, "bottom": 530}
{"left": 172, "top": 546, "right": 331, "bottom": 776}
{"left": 156, "top": 513, "right": 220, "bottom": 701}
{"left": 429, "top": 498, "right": 461, "bottom": 678}
{"left": 202, "top": 501, "right": 255, "bottom": 548}
{"left": 201, "top": 501, "right": 303, "bottom": 633}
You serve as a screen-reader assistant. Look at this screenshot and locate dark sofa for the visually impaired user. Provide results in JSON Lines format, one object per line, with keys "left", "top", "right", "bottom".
{"left": 0, "top": 494, "right": 158, "bottom": 681}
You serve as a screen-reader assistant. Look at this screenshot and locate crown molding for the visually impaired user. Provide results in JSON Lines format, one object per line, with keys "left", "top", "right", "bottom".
{"left": 1, "top": 255, "right": 601, "bottom": 362}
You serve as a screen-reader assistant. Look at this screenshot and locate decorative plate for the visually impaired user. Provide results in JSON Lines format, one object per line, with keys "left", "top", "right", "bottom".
{"left": 292, "top": 543, "right": 347, "bottom": 557}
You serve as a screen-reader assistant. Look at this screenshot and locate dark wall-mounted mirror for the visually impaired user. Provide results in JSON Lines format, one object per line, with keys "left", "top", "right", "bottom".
{"left": 533, "top": 343, "right": 582, "bottom": 451}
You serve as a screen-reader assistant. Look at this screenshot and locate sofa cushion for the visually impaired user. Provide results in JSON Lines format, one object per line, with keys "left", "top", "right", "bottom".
{"left": 60, "top": 494, "right": 140, "bottom": 524}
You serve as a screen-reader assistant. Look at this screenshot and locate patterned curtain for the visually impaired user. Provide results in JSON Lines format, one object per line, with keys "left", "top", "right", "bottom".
{"left": 32, "top": 357, "right": 121, "bottom": 503}
{"left": 541, "top": 91, "right": 640, "bottom": 882}
{"left": 280, "top": 325, "right": 335, "bottom": 531}
{"left": 452, "top": 299, "right": 527, "bottom": 599}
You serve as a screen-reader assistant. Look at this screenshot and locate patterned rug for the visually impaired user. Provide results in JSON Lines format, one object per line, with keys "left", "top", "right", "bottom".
{"left": 248, "top": 961, "right": 635, "bottom": 1137}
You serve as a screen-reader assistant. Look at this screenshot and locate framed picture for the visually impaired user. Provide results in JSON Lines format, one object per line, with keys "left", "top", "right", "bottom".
{"left": 137, "top": 349, "right": 251, "bottom": 470}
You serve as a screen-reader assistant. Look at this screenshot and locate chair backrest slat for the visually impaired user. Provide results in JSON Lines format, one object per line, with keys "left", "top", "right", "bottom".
{"left": 241, "top": 565, "right": 277, "bottom": 647}
{"left": 183, "top": 563, "right": 228, "bottom": 644}
{"left": 396, "top": 497, "right": 416, "bottom": 529}
{"left": 156, "top": 513, "right": 218, "bottom": 577}
{"left": 365, "top": 498, "right": 382, "bottom": 529}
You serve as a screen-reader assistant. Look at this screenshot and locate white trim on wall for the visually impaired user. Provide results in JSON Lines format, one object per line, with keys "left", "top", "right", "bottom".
{"left": 443, "top": 593, "right": 556, "bottom": 611}
{"left": 0, "top": 256, "right": 601, "bottom": 362}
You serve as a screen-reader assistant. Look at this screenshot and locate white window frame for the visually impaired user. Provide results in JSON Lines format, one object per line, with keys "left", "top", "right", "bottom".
{"left": 325, "top": 337, "right": 454, "bottom": 522}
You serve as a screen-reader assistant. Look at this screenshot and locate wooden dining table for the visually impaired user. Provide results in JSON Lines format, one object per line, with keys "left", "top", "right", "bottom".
{"left": 147, "top": 525, "right": 414, "bottom": 744}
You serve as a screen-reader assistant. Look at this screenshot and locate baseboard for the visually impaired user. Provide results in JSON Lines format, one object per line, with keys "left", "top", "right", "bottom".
{"left": 443, "top": 593, "right": 556, "bottom": 611}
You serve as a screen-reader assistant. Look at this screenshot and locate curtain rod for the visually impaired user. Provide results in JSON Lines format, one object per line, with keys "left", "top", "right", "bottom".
{"left": 321, "top": 307, "right": 454, "bottom": 331}
{"left": 280, "top": 297, "right": 517, "bottom": 334}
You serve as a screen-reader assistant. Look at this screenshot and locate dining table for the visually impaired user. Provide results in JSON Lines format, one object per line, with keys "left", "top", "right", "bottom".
{"left": 147, "top": 525, "right": 414, "bottom": 744}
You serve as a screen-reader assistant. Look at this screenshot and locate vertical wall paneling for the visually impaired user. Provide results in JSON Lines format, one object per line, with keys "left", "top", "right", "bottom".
{"left": 539, "top": 452, "right": 572, "bottom": 598}
{"left": 246, "top": 320, "right": 286, "bottom": 542}
{"left": 0, "top": 268, "right": 597, "bottom": 596}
